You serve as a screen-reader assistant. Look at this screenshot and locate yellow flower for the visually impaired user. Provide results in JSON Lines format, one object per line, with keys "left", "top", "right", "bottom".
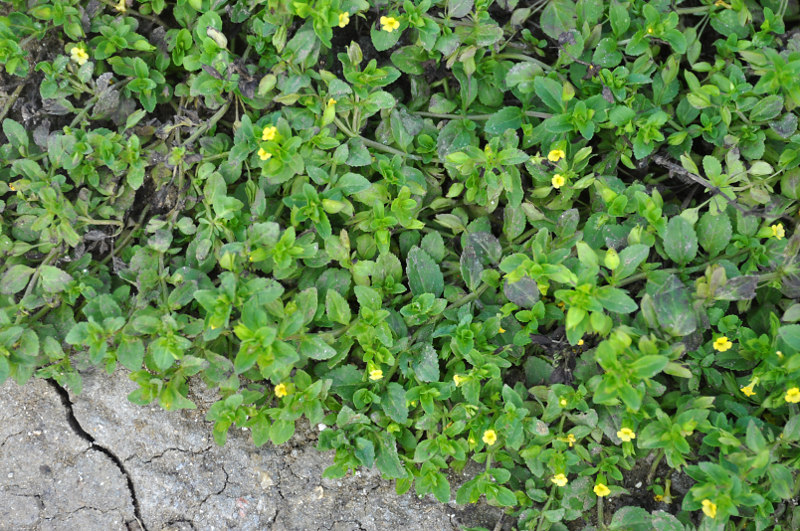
{"left": 559, "top": 398, "right": 567, "bottom": 407}
{"left": 338, "top": 12, "right": 350, "bottom": 28}
{"left": 771, "top": 223, "right": 785, "bottom": 240}
{"left": 777, "top": 350, "right": 784, "bottom": 358}
{"left": 327, "top": 97, "right": 337, "bottom": 106}
{"left": 70, "top": 47, "right": 89, "bottom": 66}
{"left": 274, "top": 383, "right": 288, "bottom": 398}
{"left": 646, "top": 26, "right": 654, "bottom": 34}
{"left": 617, "top": 428, "right": 636, "bottom": 442}
{"left": 551, "top": 473, "right": 568, "bottom": 487}
{"left": 594, "top": 483, "right": 611, "bottom": 497}
{"left": 565, "top": 433, "right": 576, "bottom": 447}
{"left": 258, "top": 148, "right": 272, "bottom": 161}
{"left": 654, "top": 494, "right": 664, "bottom": 502}
{"left": 551, "top": 174, "right": 565, "bottom": 189}
{"left": 577, "top": 339, "right": 584, "bottom": 346}
{"left": 713, "top": 336, "right": 732, "bottom": 352}
{"left": 786, "top": 387, "right": 800, "bottom": 403}
{"left": 380, "top": 16, "right": 400, "bottom": 32}
{"left": 498, "top": 326, "right": 506, "bottom": 334}
{"left": 453, "top": 374, "right": 466, "bottom": 386}
{"left": 114, "top": 0, "right": 127, "bottom": 12}
{"left": 8, "top": 182, "right": 16, "bottom": 192}
{"left": 482, "top": 429, "right": 497, "bottom": 445}
{"left": 701, "top": 499, "right": 717, "bottom": 518}
{"left": 547, "top": 149, "right": 566, "bottom": 162}
{"left": 261, "top": 126, "right": 277, "bottom": 141}
{"left": 369, "top": 369, "right": 383, "bottom": 381}
{"left": 740, "top": 384, "right": 756, "bottom": 397}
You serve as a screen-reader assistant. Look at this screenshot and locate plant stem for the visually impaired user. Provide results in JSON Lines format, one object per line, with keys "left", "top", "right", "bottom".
{"left": 183, "top": 99, "right": 231, "bottom": 147}
{"left": 493, "top": 53, "right": 551, "bottom": 71}
{"left": 0, "top": 84, "right": 24, "bottom": 124}
{"left": 646, "top": 449, "right": 665, "bottom": 483}
{"left": 675, "top": 5, "right": 712, "bottom": 14}
{"left": 597, "top": 496, "right": 605, "bottom": 528}
{"left": 413, "top": 110, "right": 552, "bottom": 120}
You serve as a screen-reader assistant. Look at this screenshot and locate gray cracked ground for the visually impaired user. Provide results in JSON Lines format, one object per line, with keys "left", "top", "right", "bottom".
{"left": 0, "top": 369, "right": 505, "bottom": 530}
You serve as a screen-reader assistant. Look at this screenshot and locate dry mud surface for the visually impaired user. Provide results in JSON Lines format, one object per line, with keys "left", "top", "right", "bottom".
{"left": 0, "top": 369, "right": 505, "bottom": 530}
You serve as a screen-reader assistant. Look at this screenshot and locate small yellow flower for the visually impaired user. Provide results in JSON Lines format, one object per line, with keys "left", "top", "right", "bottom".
{"left": 559, "top": 398, "right": 567, "bottom": 407}
{"left": 577, "top": 339, "right": 584, "bottom": 346}
{"left": 713, "top": 336, "right": 732, "bottom": 352}
{"left": 786, "top": 387, "right": 800, "bottom": 403}
{"left": 327, "top": 97, "right": 337, "bottom": 106}
{"left": 380, "top": 16, "right": 400, "bottom": 32}
{"left": 551, "top": 174, "right": 565, "bottom": 189}
{"left": 114, "top": 0, "right": 127, "bottom": 12}
{"left": 338, "top": 12, "right": 350, "bottom": 28}
{"left": 274, "top": 383, "right": 288, "bottom": 398}
{"left": 482, "top": 429, "right": 497, "bottom": 445}
{"left": 565, "top": 433, "right": 576, "bottom": 447}
{"left": 740, "top": 384, "right": 756, "bottom": 397}
{"left": 654, "top": 494, "right": 664, "bottom": 502}
{"left": 617, "top": 428, "right": 636, "bottom": 442}
{"left": 646, "top": 26, "right": 654, "bottom": 34}
{"left": 453, "top": 374, "right": 466, "bottom": 386}
{"left": 8, "top": 182, "right": 16, "bottom": 191}
{"left": 258, "top": 148, "right": 272, "bottom": 161}
{"left": 369, "top": 369, "right": 383, "bottom": 381}
{"left": 261, "top": 126, "right": 277, "bottom": 141}
{"left": 498, "top": 326, "right": 506, "bottom": 334}
{"left": 551, "top": 473, "right": 568, "bottom": 487}
{"left": 777, "top": 350, "right": 784, "bottom": 358}
{"left": 547, "top": 149, "right": 566, "bottom": 162}
{"left": 594, "top": 483, "right": 611, "bottom": 497}
{"left": 70, "top": 47, "right": 89, "bottom": 66}
{"left": 771, "top": 223, "right": 785, "bottom": 240}
{"left": 701, "top": 499, "right": 717, "bottom": 518}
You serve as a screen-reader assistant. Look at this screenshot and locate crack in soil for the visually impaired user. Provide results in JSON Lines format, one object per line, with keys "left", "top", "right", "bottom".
{"left": 47, "top": 379, "right": 148, "bottom": 531}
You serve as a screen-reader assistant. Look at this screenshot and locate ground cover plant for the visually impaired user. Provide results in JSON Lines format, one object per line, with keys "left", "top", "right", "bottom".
{"left": 2, "top": 0, "right": 800, "bottom": 528}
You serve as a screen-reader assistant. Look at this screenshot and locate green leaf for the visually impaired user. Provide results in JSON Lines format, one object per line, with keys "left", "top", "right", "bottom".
{"left": 503, "top": 277, "right": 540, "bottom": 308}
{"left": 375, "top": 432, "right": 406, "bottom": 478}
{"left": 371, "top": 25, "right": 402, "bottom": 52}
{"left": 412, "top": 344, "right": 440, "bottom": 382}
{"left": 609, "top": 1, "right": 630, "bottom": 36}
{"left": 381, "top": 382, "right": 408, "bottom": 423}
{"left": 1, "top": 265, "right": 35, "bottom": 294}
{"left": 270, "top": 419, "right": 295, "bottom": 445}
{"left": 778, "top": 324, "right": 800, "bottom": 351}
{"left": 2, "top": 119, "right": 28, "bottom": 150}
{"left": 614, "top": 244, "right": 650, "bottom": 280}
{"left": 595, "top": 286, "right": 638, "bottom": 313}
{"left": 697, "top": 212, "right": 732, "bottom": 256}
{"left": 484, "top": 107, "right": 524, "bottom": 135}
{"left": 663, "top": 216, "right": 698, "bottom": 265}
{"left": 421, "top": 231, "right": 446, "bottom": 263}
{"left": 652, "top": 275, "right": 697, "bottom": 336}
{"left": 540, "top": 0, "right": 576, "bottom": 39}
{"left": 117, "top": 336, "right": 144, "bottom": 371}
{"left": 325, "top": 289, "right": 351, "bottom": 325}
{"left": 406, "top": 246, "right": 444, "bottom": 296}
{"left": 300, "top": 336, "right": 337, "bottom": 360}
{"left": 448, "top": 0, "right": 474, "bottom": 18}
{"left": 749, "top": 95, "right": 784, "bottom": 122}
{"left": 533, "top": 77, "right": 564, "bottom": 113}
{"left": 630, "top": 355, "right": 668, "bottom": 379}
{"left": 39, "top": 266, "right": 73, "bottom": 293}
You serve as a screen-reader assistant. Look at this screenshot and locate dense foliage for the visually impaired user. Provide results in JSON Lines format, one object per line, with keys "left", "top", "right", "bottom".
{"left": 2, "top": 0, "right": 800, "bottom": 528}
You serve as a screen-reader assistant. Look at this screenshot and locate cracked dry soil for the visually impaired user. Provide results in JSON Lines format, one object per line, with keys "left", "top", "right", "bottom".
{"left": 0, "top": 370, "right": 505, "bottom": 531}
